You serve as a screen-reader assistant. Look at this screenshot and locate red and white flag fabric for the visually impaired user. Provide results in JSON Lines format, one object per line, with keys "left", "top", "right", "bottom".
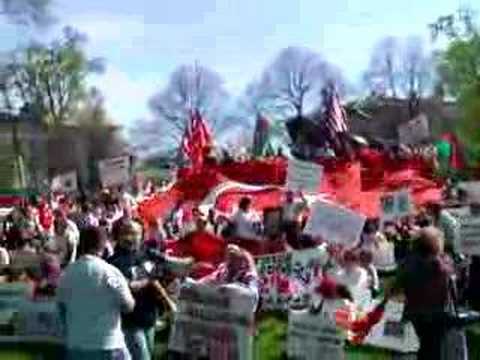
{"left": 181, "top": 124, "right": 193, "bottom": 157}
{"left": 193, "top": 109, "right": 212, "bottom": 148}
{"left": 180, "top": 109, "right": 213, "bottom": 170}
{"left": 325, "top": 90, "right": 348, "bottom": 134}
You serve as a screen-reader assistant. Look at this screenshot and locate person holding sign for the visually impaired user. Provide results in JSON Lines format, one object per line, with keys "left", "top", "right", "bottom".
{"left": 199, "top": 244, "right": 259, "bottom": 311}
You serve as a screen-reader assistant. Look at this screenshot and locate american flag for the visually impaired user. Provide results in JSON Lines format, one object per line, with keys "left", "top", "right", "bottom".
{"left": 323, "top": 87, "right": 348, "bottom": 134}
{"left": 320, "top": 85, "right": 350, "bottom": 157}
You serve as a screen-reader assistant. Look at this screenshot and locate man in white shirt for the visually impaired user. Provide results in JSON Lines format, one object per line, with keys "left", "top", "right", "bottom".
{"left": 57, "top": 227, "right": 135, "bottom": 360}
{"left": 231, "top": 197, "right": 262, "bottom": 241}
{"left": 52, "top": 210, "right": 80, "bottom": 268}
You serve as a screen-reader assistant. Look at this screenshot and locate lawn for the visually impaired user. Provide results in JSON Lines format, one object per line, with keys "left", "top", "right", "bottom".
{"left": 1, "top": 315, "right": 479, "bottom": 359}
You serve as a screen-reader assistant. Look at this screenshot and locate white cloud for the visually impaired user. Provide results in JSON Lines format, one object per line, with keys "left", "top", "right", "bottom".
{"left": 88, "top": 66, "right": 162, "bottom": 127}
{"left": 60, "top": 14, "right": 149, "bottom": 55}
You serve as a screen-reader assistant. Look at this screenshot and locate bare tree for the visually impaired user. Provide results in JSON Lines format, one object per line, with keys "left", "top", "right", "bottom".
{"left": 363, "top": 36, "right": 401, "bottom": 97}
{"left": 145, "top": 63, "right": 229, "bottom": 148}
{"left": 400, "top": 36, "right": 432, "bottom": 99}
{"left": 254, "top": 46, "right": 333, "bottom": 118}
{"left": 364, "top": 36, "right": 432, "bottom": 100}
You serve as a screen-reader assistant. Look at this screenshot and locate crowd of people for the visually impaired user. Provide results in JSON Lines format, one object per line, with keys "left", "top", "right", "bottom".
{"left": 0, "top": 174, "right": 478, "bottom": 359}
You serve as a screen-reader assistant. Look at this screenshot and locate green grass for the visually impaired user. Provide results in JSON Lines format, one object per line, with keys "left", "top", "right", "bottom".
{"left": 1, "top": 317, "right": 480, "bottom": 359}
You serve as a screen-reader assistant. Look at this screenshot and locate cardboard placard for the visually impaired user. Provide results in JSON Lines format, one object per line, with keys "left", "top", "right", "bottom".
{"left": 168, "top": 281, "right": 256, "bottom": 360}
{"left": 380, "top": 190, "right": 412, "bottom": 222}
{"left": 287, "top": 158, "right": 323, "bottom": 194}
{"left": 287, "top": 308, "right": 345, "bottom": 360}
{"left": 254, "top": 246, "right": 329, "bottom": 310}
{"left": 364, "top": 301, "right": 419, "bottom": 353}
{"left": 459, "top": 214, "right": 480, "bottom": 256}
{"left": 398, "top": 114, "right": 430, "bottom": 145}
{"left": 304, "top": 201, "right": 366, "bottom": 246}
{"left": 15, "top": 300, "right": 64, "bottom": 339}
{"left": 98, "top": 156, "right": 131, "bottom": 187}
{"left": 51, "top": 171, "right": 78, "bottom": 193}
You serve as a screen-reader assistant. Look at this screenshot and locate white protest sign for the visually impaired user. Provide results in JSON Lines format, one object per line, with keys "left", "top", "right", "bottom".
{"left": 98, "top": 156, "right": 131, "bottom": 187}
{"left": 364, "top": 301, "right": 419, "bottom": 353}
{"left": 304, "top": 201, "right": 366, "bottom": 246}
{"left": 15, "top": 300, "right": 64, "bottom": 340}
{"left": 255, "top": 251, "right": 292, "bottom": 310}
{"left": 287, "top": 308, "right": 345, "bottom": 360}
{"left": 459, "top": 214, "right": 480, "bottom": 256}
{"left": 458, "top": 181, "right": 480, "bottom": 201}
{"left": 287, "top": 158, "right": 323, "bottom": 193}
{"left": 254, "top": 246, "right": 330, "bottom": 310}
{"left": 168, "top": 281, "right": 256, "bottom": 360}
{"left": 398, "top": 113, "right": 430, "bottom": 145}
{"left": 380, "top": 189, "right": 412, "bottom": 222}
{"left": 51, "top": 171, "right": 78, "bottom": 193}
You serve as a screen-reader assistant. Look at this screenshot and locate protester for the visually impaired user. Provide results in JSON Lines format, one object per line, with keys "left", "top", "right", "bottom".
{"left": 119, "top": 186, "right": 137, "bottom": 211}
{"left": 109, "top": 221, "right": 173, "bottom": 360}
{"left": 0, "top": 242, "right": 9, "bottom": 267}
{"left": 199, "top": 244, "right": 259, "bottom": 310}
{"left": 231, "top": 197, "right": 262, "bottom": 242}
{"left": 385, "top": 226, "right": 463, "bottom": 360}
{"left": 34, "top": 245, "right": 62, "bottom": 299}
{"left": 358, "top": 249, "right": 380, "bottom": 297}
{"left": 76, "top": 202, "right": 100, "bottom": 230}
{"left": 57, "top": 227, "right": 135, "bottom": 360}
{"left": 144, "top": 218, "right": 166, "bottom": 248}
{"left": 112, "top": 206, "right": 140, "bottom": 244}
{"left": 182, "top": 207, "right": 203, "bottom": 236}
{"left": 37, "top": 198, "right": 54, "bottom": 236}
{"left": 10, "top": 236, "right": 40, "bottom": 276}
{"left": 52, "top": 209, "right": 80, "bottom": 267}
{"left": 330, "top": 250, "right": 370, "bottom": 308}
{"left": 281, "top": 190, "right": 309, "bottom": 248}
{"left": 358, "top": 221, "right": 396, "bottom": 271}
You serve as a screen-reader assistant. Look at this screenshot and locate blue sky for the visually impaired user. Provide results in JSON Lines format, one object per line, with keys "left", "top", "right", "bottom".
{"left": 0, "top": 0, "right": 476, "bottom": 131}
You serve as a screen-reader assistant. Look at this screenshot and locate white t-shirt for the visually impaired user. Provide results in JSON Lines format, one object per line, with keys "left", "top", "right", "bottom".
{"left": 53, "top": 220, "right": 80, "bottom": 265}
{"left": 232, "top": 210, "right": 261, "bottom": 240}
{"left": 121, "top": 192, "right": 137, "bottom": 211}
{"left": 331, "top": 266, "right": 371, "bottom": 309}
{"left": 0, "top": 247, "right": 10, "bottom": 266}
{"left": 57, "top": 255, "right": 134, "bottom": 351}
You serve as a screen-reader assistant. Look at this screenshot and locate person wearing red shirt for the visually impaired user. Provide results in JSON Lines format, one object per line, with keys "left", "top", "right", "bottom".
{"left": 38, "top": 199, "right": 54, "bottom": 236}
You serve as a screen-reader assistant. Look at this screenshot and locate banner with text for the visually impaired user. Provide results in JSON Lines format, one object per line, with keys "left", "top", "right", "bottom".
{"left": 287, "top": 158, "right": 323, "bottom": 194}
{"left": 254, "top": 246, "right": 330, "bottom": 310}
{"left": 459, "top": 214, "right": 480, "bottom": 256}
{"left": 168, "top": 281, "right": 256, "bottom": 360}
{"left": 98, "top": 156, "right": 131, "bottom": 187}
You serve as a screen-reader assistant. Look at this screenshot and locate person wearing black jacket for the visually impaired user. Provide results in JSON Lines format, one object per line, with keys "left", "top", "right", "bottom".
{"left": 109, "top": 221, "right": 175, "bottom": 360}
